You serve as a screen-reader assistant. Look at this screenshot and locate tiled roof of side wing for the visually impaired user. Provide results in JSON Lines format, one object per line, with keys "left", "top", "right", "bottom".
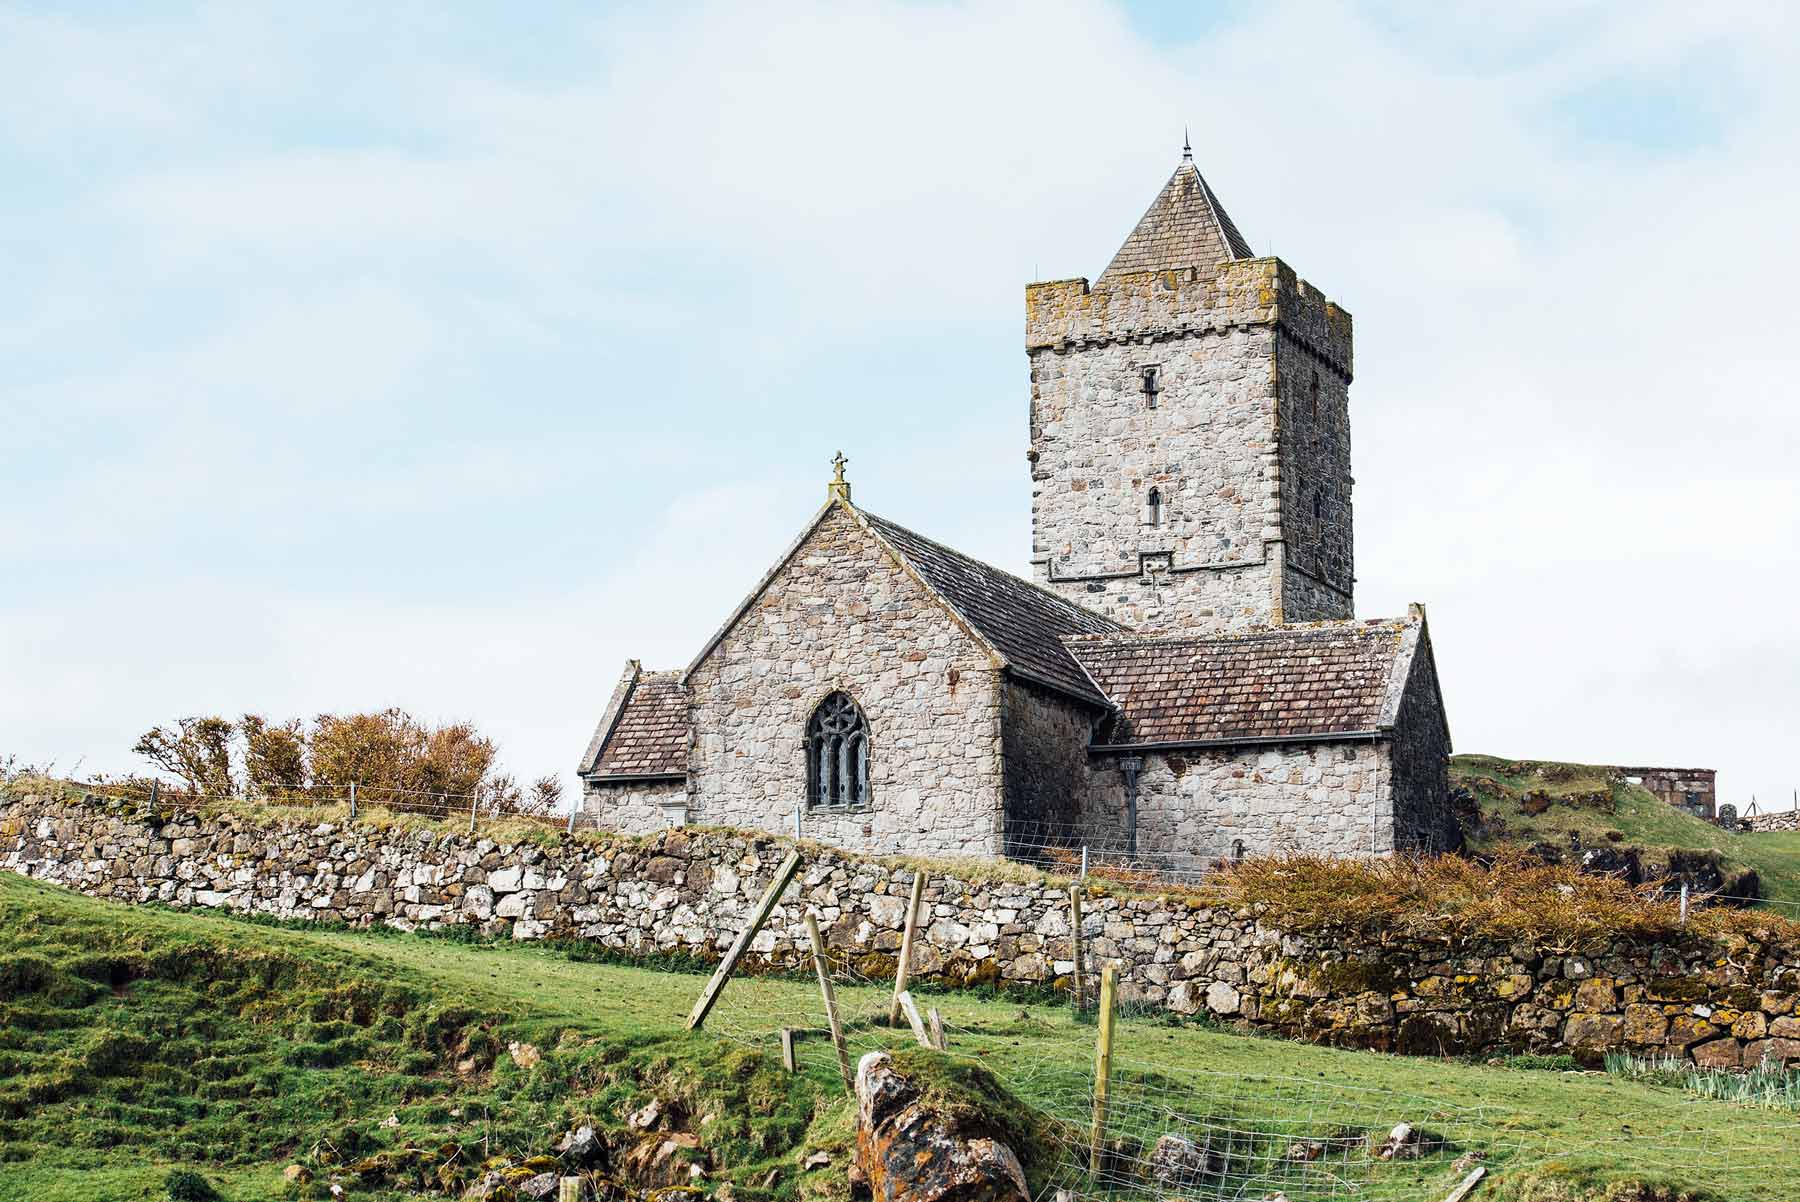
{"left": 1066, "top": 620, "right": 1414, "bottom": 746}
{"left": 860, "top": 512, "right": 1125, "bottom": 706}
{"left": 591, "top": 672, "right": 688, "bottom": 777}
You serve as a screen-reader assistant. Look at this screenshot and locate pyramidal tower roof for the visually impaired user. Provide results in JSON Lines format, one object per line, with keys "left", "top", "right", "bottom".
{"left": 1096, "top": 141, "right": 1254, "bottom": 285}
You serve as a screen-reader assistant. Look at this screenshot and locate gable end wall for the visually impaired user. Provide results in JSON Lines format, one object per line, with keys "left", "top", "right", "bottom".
{"left": 683, "top": 507, "right": 1007, "bottom": 858}
{"left": 1389, "top": 635, "right": 1457, "bottom": 853}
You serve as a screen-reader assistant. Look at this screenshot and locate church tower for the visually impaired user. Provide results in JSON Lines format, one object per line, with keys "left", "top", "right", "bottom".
{"left": 1025, "top": 145, "right": 1356, "bottom": 631}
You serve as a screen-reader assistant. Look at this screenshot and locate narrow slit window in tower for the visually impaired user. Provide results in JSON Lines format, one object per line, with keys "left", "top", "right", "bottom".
{"left": 1146, "top": 486, "right": 1162, "bottom": 527}
{"left": 1310, "top": 370, "right": 1320, "bottom": 419}
{"left": 1142, "top": 365, "right": 1160, "bottom": 408}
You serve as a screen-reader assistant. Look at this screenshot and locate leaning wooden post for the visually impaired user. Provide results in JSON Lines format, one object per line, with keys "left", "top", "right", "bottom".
{"left": 887, "top": 870, "right": 929, "bottom": 1026}
{"left": 1441, "top": 1165, "right": 1487, "bottom": 1202}
{"left": 804, "top": 911, "right": 854, "bottom": 1095}
{"left": 466, "top": 790, "right": 478, "bottom": 834}
{"left": 895, "top": 990, "right": 933, "bottom": 1048}
{"left": 1088, "top": 962, "right": 1118, "bottom": 1176}
{"left": 1068, "top": 884, "right": 1085, "bottom": 1014}
{"left": 926, "top": 1007, "right": 947, "bottom": 1051}
{"left": 687, "top": 847, "right": 805, "bottom": 1031}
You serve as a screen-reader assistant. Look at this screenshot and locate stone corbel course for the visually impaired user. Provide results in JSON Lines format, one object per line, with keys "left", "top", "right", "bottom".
{"left": 3, "top": 791, "right": 1797, "bottom": 1069}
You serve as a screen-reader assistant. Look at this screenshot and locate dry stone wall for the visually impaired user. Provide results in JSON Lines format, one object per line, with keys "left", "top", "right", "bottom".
{"left": 5, "top": 790, "right": 1798, "bottom": 1069}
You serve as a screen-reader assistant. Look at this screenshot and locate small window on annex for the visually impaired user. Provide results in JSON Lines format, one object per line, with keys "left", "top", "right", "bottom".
{"left": 807, "top": 691, "right": 870, "bottom": 809}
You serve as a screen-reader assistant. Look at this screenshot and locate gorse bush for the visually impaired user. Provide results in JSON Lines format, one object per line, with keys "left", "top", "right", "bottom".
{"left": 119, "top": 709, "right": 560, "bottom": 817}
{"left": 1218, "top": 850, "right": 1800, "bottom": 942}
{"left": 162, "top": 1169, "right": 223, "bottom": 1201}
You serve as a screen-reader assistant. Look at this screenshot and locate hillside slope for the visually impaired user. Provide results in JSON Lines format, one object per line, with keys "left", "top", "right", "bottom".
{"left": 3, "top": 872, "right": 1798, "bottom": 1201}
{"left": 1453, "top": 754, "right": 1800, "bottom": 908}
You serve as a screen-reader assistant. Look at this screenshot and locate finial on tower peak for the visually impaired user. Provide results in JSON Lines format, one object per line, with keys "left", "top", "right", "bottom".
{"left": 1182, "top": 128, "right": 1192, "bottom": 162}
{"left": 827, "top": 451, "right": 851, "bottom": 503}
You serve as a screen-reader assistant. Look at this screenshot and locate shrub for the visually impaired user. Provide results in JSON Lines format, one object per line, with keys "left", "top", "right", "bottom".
{"left": 162, "top": 1169, "right": 223, "bottom": 1201}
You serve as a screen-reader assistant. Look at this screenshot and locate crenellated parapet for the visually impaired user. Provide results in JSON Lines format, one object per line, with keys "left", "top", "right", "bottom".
{"left": 1026, "top": 258, "right": 1351, "bottom": 382}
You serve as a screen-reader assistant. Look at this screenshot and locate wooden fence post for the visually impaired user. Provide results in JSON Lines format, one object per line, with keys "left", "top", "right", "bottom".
{"left": 887, "top": 871, "right": 928, "bottom": 1026}
{"left": 557, "top": 1177, "right": 581, "bottom": 1202}
{"left": 1068, "top": 884, "right": 1084, "bottom": 1014}
{"left": 348, "top": 780, "right": 357, "bottom": 822}
{"left": 466, "top": 790, "right": 477, "bottom": 834}
{"left": 686, "top": 847, "right": 805, "bottom": 1031}
{"left": 779, "top": 1027, "right": 798, "bottom": 1073}
{"left": 804, "top": 912, "right": 854, "bottom": 1095}
{"left": 894, "top": 990, "right": 933, "bottom": 1049}
{"left": 1089, "top": 962, "right": 1118, "bottom": 1176}
{"left": 926, "top": 1007, "right": 947, "bottom": 1051}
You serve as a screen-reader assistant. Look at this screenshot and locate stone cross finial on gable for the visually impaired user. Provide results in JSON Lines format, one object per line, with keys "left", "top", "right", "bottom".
{"left": 828, "top": 451, "right": 852, "bottom": 503}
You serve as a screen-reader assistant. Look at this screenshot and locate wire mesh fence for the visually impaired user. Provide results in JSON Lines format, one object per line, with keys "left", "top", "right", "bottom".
{"left": 689, "top": 873, "right": 1800, "bottom": 1202}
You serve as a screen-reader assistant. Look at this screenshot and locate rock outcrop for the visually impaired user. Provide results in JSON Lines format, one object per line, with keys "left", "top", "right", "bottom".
{"left": 854, "top": 1052, "right": 1029, "bottom": 1202}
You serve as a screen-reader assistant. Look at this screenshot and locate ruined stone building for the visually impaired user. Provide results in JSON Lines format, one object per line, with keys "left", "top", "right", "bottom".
{"left": 580, "top": 146, "right": 1457, "bottom": 869}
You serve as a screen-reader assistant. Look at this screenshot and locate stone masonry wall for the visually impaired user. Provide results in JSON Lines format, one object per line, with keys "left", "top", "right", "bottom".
{"left": 1082, "top": 743, "right": 1396, "bottom": 871}
{"left": 1025, "top": 259, "right": 1353, "bottom": 633}
{"left": 7, "top": 790, "right": 1798, "bottom": 1069}
{"left": 999, "top": 680, "right": 1097, "bottom": 848}
{"left": 581, "top": 778, "right": 686, "bottom": 837}
{"left": 1389, "top": 642, "right": 1458, "bottom": 854}
{"left": 684, "top": 506, "right": 1006, "bottom": 858}
{"left": 1274, "top": 324, "right": 1353, "bottom": 619}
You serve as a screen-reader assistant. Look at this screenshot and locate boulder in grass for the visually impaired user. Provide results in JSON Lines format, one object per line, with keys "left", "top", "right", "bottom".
{"left": 517, "top": 1172, "right": 559, "bottom": 1200}
{"left": 853, "top": 1051, "right": 1032, "bottom": 1202}
{"left": 554, "top": 1124, "right": 605, "bottom": 1167}
{"left": 1147, "top": 1133, "right": 1222, "bottom": 1186}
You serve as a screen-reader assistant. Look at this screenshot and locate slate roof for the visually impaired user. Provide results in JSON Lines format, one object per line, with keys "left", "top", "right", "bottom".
{"left": 583, "top": 668, "right": 688, "bottom": 779}
{"left": 860, "top": 511, "right": 1125, "bottom": 707}
{"left": 1066, "top": 618, "right": 1420, "bottom": 747}
{"left": 1096, "top": 159, "right": 1254, "bottom": 286}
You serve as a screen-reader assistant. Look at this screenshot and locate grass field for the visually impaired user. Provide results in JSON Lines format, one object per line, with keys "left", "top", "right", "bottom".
{"left": 3, "top": 870, "right": 1797, "bottom": 1202}
{"left": 1453, "top": 754, "right": 1800, "bottom": 908}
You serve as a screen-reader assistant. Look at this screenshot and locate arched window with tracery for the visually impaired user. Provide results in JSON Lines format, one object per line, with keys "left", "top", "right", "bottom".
{"left": 807, "top": 692, "right": 870, "bottom": 809}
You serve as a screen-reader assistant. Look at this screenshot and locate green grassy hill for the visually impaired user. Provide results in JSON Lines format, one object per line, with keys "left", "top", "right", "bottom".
{"left": 1453, "top": 754, "right": 1800, "bottom": 908}
{"left": 3, "top": 872, "right": 1799, "bottom": 1202}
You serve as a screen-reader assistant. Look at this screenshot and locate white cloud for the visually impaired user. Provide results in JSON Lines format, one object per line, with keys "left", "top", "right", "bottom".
{"left": 3, "top": 0, "right": 1797, "bottom": 808}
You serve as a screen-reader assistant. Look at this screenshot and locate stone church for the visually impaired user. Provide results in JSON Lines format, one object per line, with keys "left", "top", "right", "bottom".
{"left": 580, "top": 147, "right": 1457, "bottom": 871}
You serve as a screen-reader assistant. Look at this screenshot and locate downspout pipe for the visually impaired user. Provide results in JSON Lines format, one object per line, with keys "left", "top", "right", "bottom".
{"left": 1118, "top": 755, "right": 1142, "bottom": 860}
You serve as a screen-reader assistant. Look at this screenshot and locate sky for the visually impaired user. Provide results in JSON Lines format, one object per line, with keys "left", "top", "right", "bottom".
{"left": 3, "top": 1, "right": 1797, "bottom": 811}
